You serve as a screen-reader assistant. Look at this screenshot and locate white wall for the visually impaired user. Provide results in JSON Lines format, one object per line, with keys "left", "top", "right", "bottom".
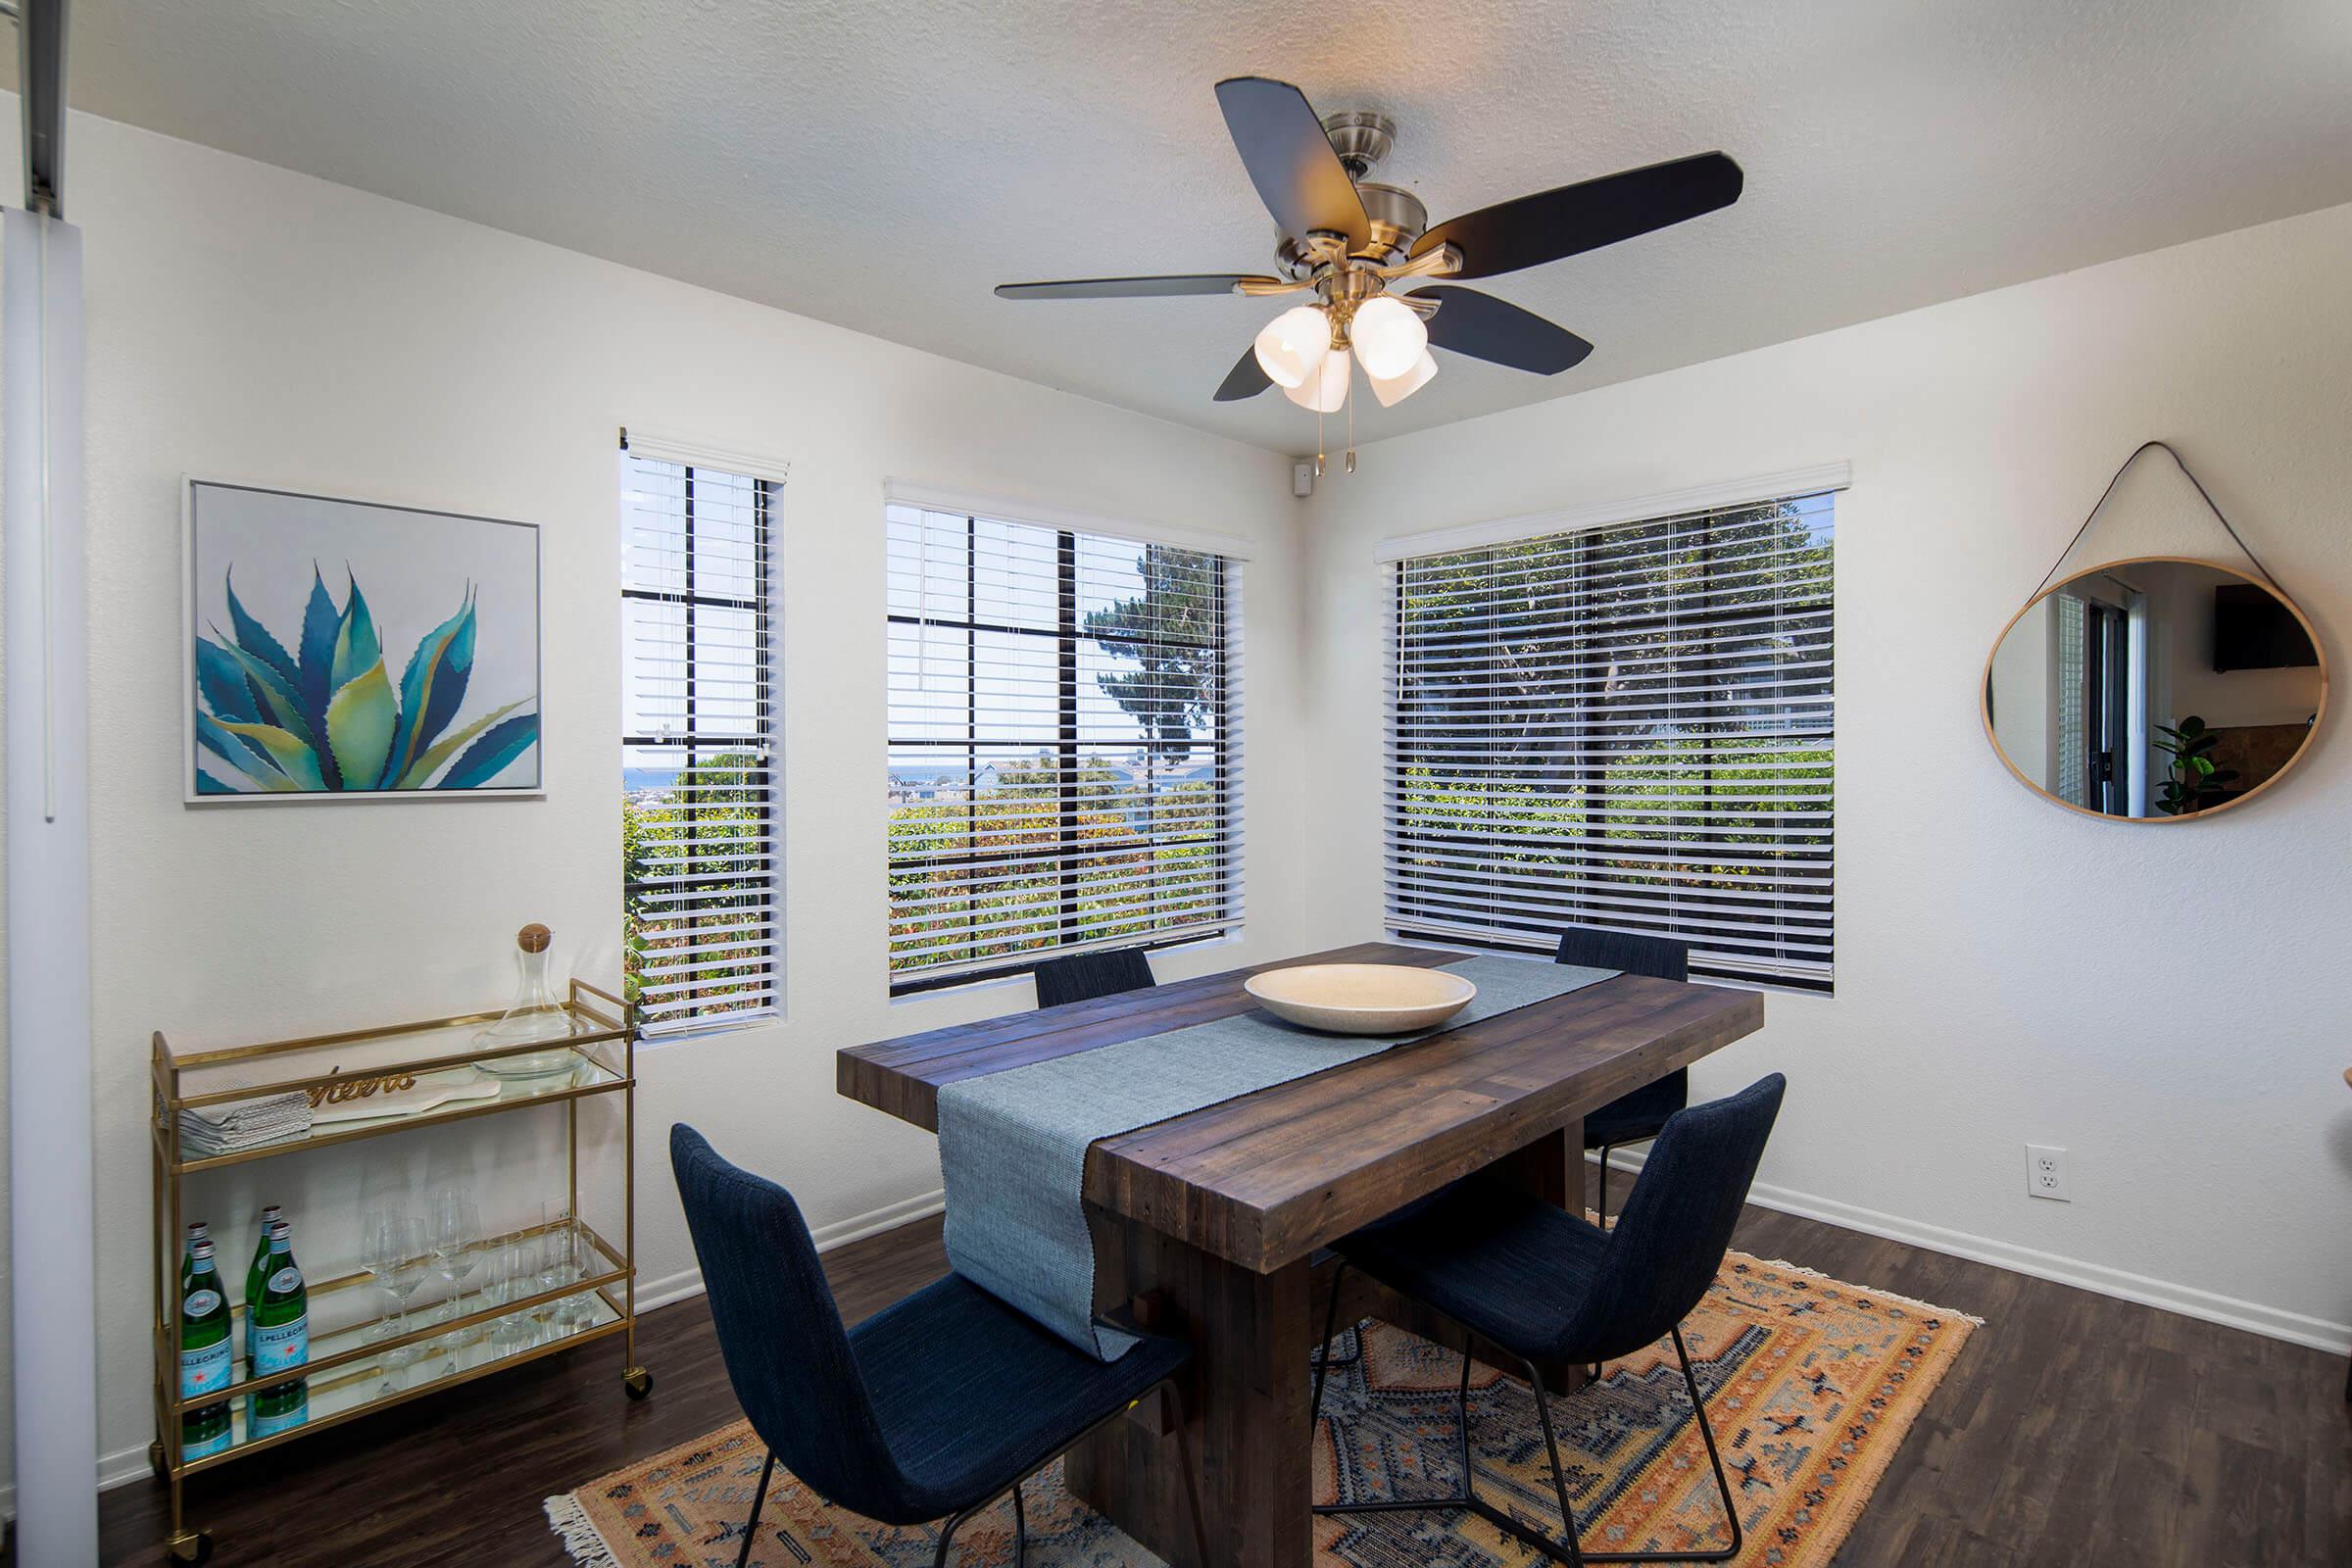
{"left": 0, "top": 108, "right": 1311, "bottom": 1482}
{"left": 1298, "top": 199, "right": 2352, "bottom": 1348}
{"left": 11, "top": 94, "right": 2352, "bottom": 1501}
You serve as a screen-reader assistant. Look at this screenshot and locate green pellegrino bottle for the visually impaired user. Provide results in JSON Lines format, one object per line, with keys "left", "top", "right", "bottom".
{"left": 179, "top": 1221, "right": 212, "bottom": 1298}
{"left": 248, "top": 1219, "right": 310, "bottom": 1439}
{"left": 242, "top": 1204, "right": 282, "bottom": 1364}
{"left": 179, "top": 1239, "right": 233, "bottom": 1460}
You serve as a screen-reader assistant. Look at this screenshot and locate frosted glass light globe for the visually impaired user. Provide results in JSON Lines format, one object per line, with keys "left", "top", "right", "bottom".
{"left": 1252, "top": 305, "right": 1331, "bottom": 389}
{"left": 1349, "top": 295, "right": 1428, "bottom": 380}
{"left": 1281, "top": 350, "right": 1350, "bottom": 413}
{"left": 1368, "top": 348, "right": 1439, "bottom": 408}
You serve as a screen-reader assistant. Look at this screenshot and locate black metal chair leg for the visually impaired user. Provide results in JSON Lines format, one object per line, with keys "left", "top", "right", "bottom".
{"left": 1010, "top": 1478, "right": 1028, "bottom": 1568}
{"left": 1310, "top": 1320, "right": 1362, "bottom": 1369}
{"left": 1591, "top": 1145, "right": 1615, "bottom": 1380}
{"left": 1309, "top": 1259, "right": 1349, "bottom": 1432}
{"left": 1313, "top": 1321, "right": 1740, "bottom": 1567}
{"left": 736, "top": 1448, "right": 776, "bottom": 1568}
{"left": 1516, "top": 1356, "right": 1591, "bottom": 1567}
{"left": 1572, "top": 1326, "right": 1741, "bottom": 1563}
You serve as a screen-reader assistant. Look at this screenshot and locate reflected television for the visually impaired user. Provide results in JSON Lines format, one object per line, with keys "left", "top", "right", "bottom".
{"left": 2212, "top": 583, "right": 2316, "bottom": 673}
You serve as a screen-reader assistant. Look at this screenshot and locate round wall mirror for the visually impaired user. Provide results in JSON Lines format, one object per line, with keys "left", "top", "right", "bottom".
{"left": 1984, "top": 556, "right": 2327, "bottom": 820}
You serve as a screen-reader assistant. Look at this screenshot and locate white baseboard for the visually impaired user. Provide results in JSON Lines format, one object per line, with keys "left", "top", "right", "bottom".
{"left": 84, "top": 1187, "right": 951, "bottom": 1504}
{"left": 634, "top": 1186, "right": 947, "bottom": 1314}
{"left": 1593, "top": 1151, "right": 2352, "bottom": 1356}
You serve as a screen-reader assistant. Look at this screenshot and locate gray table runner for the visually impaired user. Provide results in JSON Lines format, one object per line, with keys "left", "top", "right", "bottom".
{"left": 937, "top": 954, "right": 1619, "bottom": 1360}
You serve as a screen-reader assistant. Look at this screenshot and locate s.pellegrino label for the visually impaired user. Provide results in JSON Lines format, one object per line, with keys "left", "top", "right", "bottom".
{"left": 180, "top": 1240, "right": 233, "bottom": 1460}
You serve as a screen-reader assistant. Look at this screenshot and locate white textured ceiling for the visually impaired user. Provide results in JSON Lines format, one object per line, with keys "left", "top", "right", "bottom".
{"left": 32, "top": 1, "right": 2352, "bottom": 451}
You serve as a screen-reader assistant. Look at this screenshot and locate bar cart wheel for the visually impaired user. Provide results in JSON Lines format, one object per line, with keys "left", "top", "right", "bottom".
{"left": 166, "top": 1528, "right": 214, "bottom": 1564}
{"left": 623, "top": 1365, "right": 654, "bottom": 1399}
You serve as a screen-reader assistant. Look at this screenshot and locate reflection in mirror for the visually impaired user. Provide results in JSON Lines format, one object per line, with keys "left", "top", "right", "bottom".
{"left": 1984, "top": 558, "right": 2325, "bottom": 819}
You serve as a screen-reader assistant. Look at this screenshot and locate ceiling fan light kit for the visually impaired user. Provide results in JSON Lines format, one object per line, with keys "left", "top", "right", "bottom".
{"left": 1368, "top": 348, "right": 1439, "bottom": 408}
{"left": 1282, "top": 348, "right": 1352, "bottom": 413}
{"left": 996, "top": 75, "right": 1744, "bottom": 475}
{"left": 1252, "top": 303, "right": 1330, "bottom": 388}
{"left": 1348, "top": 294, "right": 1428, "bottom": 379}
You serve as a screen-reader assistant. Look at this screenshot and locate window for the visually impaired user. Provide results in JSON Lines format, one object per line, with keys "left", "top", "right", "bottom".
{"left": 885, "top": 504, "right": 1243, "bottom": 991}
{"left": 1386, "top": 491, "right": 1835, "bottom": 988}
{"left": 620, "top": 451, "right": 780, "bottom": 1031}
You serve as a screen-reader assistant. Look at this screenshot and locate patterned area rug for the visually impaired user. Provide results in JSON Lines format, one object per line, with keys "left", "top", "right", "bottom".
{"left": 549, "top": 1250, "right": 1976, "bottom": 1568}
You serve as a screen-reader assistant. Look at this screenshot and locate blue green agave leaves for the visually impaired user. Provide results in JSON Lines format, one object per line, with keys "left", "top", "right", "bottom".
{"left": 193, "top": 564, "right": 535, "bottom": 794}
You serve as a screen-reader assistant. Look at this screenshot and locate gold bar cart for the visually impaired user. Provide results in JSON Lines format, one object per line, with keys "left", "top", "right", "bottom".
{"left": 149, "top": 979, "right": 647, "bottom": 1565}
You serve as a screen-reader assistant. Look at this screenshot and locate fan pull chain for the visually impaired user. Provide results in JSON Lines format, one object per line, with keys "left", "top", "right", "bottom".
{"left": 1345, "top": 370, "right": 1357, "bottom": 474}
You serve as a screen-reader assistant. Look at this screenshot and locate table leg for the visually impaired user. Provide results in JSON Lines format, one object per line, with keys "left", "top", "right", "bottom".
{"left": 1069, "top": 1214, "right": 1311, "bottom": 1568}
{"left": 1490, "top": 1118, "right": 1586, "bottom": 1219}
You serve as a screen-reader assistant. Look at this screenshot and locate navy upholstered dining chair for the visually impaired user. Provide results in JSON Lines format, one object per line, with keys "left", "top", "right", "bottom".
{"left": 1032, "top": 947, "right": 1156, "bottom": 1009}
{"left": 1555, "top": 927, "right": 1692, "bottom": 1226}
{"left": 671, "top": 1126, "right": 1207, "bottom": 1568}
{"left": 1309, "top": 1074, "right": 1787, "bottom": 1567}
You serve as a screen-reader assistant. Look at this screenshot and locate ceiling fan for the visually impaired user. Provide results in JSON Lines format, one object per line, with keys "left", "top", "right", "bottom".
{"left": 996, "top": 76, "right": 1743, "bottom": 417}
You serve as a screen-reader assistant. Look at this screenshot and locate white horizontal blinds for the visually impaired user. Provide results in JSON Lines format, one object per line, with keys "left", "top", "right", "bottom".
{"left": 621, "top": 454, "right": 780, "bottom": 1030}
{"left": 886, "top": 505, "right": 1243, "bottom": 986}
{"left": 1386, "top": 492, "right": 1836, "bottom": 986}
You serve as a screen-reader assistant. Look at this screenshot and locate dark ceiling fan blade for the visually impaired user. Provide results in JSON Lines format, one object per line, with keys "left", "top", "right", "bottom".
{"left": 1213, "top": 76, "right": 1371, "bottom": 248}
{"left": 1213, "top": 346, "right": 1273, "bottom": 402}
{"left": 1412, "top": 151, "right": 1743, "bottom": 280}
{"left": 995, "top": 274, "right": 1279, "bottom": 300}
{"left": 1411, "top": 286, "right": 1593, "bottom": 374}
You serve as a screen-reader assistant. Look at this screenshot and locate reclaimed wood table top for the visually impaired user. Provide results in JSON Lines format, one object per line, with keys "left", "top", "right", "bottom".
{"left": 839, "top": 940, "right": 1765, "bottom": 1274}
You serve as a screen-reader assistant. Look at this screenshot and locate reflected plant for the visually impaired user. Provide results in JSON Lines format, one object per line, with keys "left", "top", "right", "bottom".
{"left": 195, "top": 565, "right": 538, "bottom": 794}
{"left": 2153, "top": 714, "right": 2237, "bottom": 816}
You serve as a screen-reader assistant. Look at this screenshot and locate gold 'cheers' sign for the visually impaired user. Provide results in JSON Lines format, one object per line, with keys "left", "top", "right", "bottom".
{"left": 306, "top": 1071, "right": 420, "bottom": 1109}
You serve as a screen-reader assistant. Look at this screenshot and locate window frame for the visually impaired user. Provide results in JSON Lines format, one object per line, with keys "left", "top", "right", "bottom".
{"left": 885, "top": 509, "right": 1242, "bottom": 995}
{"left": 620, "top": 446, "right": 783, "bottom": 1035}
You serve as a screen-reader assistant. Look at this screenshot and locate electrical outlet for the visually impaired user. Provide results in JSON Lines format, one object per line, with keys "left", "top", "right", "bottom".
{"left": 2027, "top": 1145, "right": 2070, "bottom": 1201}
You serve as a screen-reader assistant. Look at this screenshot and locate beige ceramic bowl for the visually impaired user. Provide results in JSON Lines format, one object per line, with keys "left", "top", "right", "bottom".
{"left": 1243, "top": 963, "right": 1477, "bottom": 1035}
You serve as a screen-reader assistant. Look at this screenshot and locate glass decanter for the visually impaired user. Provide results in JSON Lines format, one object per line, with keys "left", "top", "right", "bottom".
{"left": 472, "top": 923, "right": 579, "bottom": 1077}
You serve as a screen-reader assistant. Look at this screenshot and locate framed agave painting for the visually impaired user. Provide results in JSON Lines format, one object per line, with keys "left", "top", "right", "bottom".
{"left": 183, "top": 481, "right": 543, "bottom": 802}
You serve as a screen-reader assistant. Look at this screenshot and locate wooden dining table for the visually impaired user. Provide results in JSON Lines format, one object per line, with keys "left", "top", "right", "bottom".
{"left": 838, "top": 940, "right": 1765, "bottom": 1568}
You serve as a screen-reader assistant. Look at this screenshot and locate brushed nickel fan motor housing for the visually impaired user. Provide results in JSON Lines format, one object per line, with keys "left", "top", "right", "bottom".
{"left": 1354, "top": 182, "right": 1428, "bottom": 258}
{"left": 1275, "top": 112, "right": 1427, "bottom": 273}
{"left": 1321, "top": 111, "right": 1395, "bottom": 175}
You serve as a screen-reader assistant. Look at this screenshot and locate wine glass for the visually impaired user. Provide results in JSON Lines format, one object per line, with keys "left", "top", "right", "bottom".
{"left": 364, "top": 1211, "right": 426, "bottom": 1389}
{"left": 428, "top": 1189, "right": 482, "bottom": 1331}
{"left": 486, "top": 1240, "right": 530, "bottom": 1352}
{"left": 558, "top": 1221, "right": 597, "bottom": 1336}
{"left": 533, "top": 1204, "right": 569, "bottom": 1337}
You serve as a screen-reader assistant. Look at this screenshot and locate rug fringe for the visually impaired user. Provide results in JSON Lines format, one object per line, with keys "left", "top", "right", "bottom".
{"left": 1737, "top": 1251, "right": 1987, "bottom": 1325}
{"left": 544, "top": 1492, "right": 622, "bottom": 1568}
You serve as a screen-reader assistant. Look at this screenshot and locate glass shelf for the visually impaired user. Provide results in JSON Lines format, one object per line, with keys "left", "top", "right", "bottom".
{"left": 178, "top": 1279, "right": 624, "bottom": 1475}
{"left": 183, "top": 1220, "right": 630, "bottom": 1403}
{"left": 164, "top": 1048, "right": 628, "bottom": 1174}
{"left": 154, "top": 990, "right": 633, "bottom": 1174}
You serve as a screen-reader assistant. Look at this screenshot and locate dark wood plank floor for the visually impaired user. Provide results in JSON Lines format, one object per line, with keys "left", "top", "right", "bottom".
{"left": 74, "top": 1195, "right": 2351, "bottom": 1568}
